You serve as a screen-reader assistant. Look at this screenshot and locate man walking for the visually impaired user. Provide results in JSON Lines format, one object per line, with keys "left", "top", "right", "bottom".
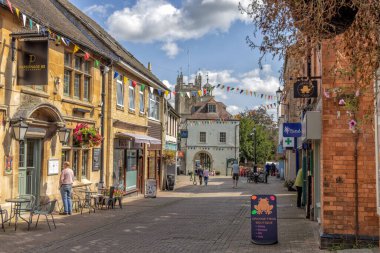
{"left": 60, "top": 161, "right": 74, "bottom": 215}
{"left": 265, "top": 163, "right": 270, "bottom": 183}
{"left": 232, "top": 161, "right": 240, "bottom": 188}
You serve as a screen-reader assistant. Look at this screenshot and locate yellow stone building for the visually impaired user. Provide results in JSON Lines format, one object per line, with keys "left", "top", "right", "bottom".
{"left": 0, "top": 1, "right": 168, "bottom": 205}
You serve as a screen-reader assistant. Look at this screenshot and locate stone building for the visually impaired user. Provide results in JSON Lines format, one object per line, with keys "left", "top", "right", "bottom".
{"left": 0, "top": 0, "right": 168, "bottom": 206}
{"left": 279, "top": 39, "right": 379, "bottom": 247}
{"left": 175, "top": 73, "right": 239, "bottom": 175}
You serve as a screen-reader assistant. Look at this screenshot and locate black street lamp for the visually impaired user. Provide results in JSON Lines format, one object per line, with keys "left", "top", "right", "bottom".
{"left": 58, "top": 128, "right": 71, "bottom": 144}
{"left": 12, "top": 121, "right": 28, "bottom": 141}
{"left": 250, "top": 127, "right": 257, "bottom": 171}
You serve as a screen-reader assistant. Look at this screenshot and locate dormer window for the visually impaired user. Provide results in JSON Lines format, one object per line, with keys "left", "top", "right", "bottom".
{"left": 208, "top": 104, "right": 216, "bottom": 113}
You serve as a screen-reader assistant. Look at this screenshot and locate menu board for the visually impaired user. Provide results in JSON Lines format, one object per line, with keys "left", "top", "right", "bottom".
{"left": 145, "top": 179, "right": 157, "bottom": 198}
{"left": 48, "top": 159, "right": 59, "bottom": 176}
{"left": 92, "top": 148, "right": 101, "bottom": 171}
{"left": 251, "top": 194, "right": 278, "bottom": 245}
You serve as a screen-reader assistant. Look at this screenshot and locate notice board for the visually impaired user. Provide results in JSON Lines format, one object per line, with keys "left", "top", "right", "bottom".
{"left": 251, "top": 194, "right": 278, "bottom": 245}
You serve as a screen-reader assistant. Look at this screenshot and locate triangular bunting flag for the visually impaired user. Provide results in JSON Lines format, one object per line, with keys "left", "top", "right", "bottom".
{"left": 221, "top": 85, "right": 224, "bottom": 89}
{"left": 240, "top": 90, "right": 244, "bottom": 94}
{"left": 203, "top": 89, "right": 207, "bottom": 95}
{"left": 94, "top": 60, "right": 100, "bottom": 68}
{"left": 73, "top": 45, "right": 80, "bottom": 54}
{"left": 22, "top": 14, "right": 26, "bottom": 27}
{"left": 15, "top": 8, "right": 19, "bottom": 18}
{"left": 149, "top": 87, "right": 154, "bottom": 93}
{"left": 29, "top": 18, "right": 33, "bottom": 29}
{"left": 56, "top": 35, "right": 61, "bottom": 45}
{"left": 36, "top": 24, "right": 40, "bottom": 33}
{"left": 246, "top": 90, "right": 248, "bottom": 95}
{"left": 132, "top": 80, "right": 137, "bottom": 87}
{"left": 250, "top": 91, "right": 253, "bottom": 96}
{"left": 227, "top": 87, "right": 230, "bottom": 92}
{"left": 254, "top": 92, "right": 257, "bottom": 97}
{"left": 217, "top": 84, "right": 221, "bottom": 88}
{"left": 164, "top": 90, "right": 169, "bottom": 96}
{"left": 237, "top": 88, "right": 239, "bottom": 91}
{"left": 261, "top": 94, "right": 264, "bottom": 98}
{"left": 141, "top": 84, "right": 145, "bottom": 91}
{"left": 6, "top": 0, "right": 13, "bottom": 14}
{"left": 186, "top": 92, "right": 190, "bottom": 98}
{"left": 231, "top": 88, "right": 235, "bottom": 91}
{"left": 123, "top": 76, "right": 128, "bottom": 84}
{"left": 198, "top": 90, "right": 202, "bottom": 96}
{"left": 157, "top": 89, "right": 162, "bottom": 96}
{"left": 113, "top": 71, "right": 119, "bottom": 79}
{"left": 84, "top": 52, "right": 90, "bottom": 61}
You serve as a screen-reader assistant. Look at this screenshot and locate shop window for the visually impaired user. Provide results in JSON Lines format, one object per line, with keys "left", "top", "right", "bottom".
{"left": 116, "top": 77, "right": 124, "bottom": 108}
{"left": 129, "top": 81, "right": 135, "bottom": 110}
{"left": 82, "top": 150, "right": 89, "bottom": 178}
{"left": 64, "top": 52, "right": 72, "bottom": 67}
{"left": 113, "top": 149, "right": 125, "bottom": 188}
{"left": 73, "top": 150, "right": 79, "bottom": 177}
{"left": 61, "top": 150, "right": 70, "bottom": 169}
{"left": 220, "top": 132, "right": 226, "bottom": 143}
{"left": 139, "top": 90, "right": 145, "bottom": 113}
{"left": 126, "top": 150, "right": 137, "bottom": 191}
{"left": 149, "top": 92, "right": 160, "bottom": 120}
{"left": 200, "top": 132, "right": 206, "bottom": 143}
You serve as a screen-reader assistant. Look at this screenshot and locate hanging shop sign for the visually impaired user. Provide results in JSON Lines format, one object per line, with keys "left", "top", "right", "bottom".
{"left": 180, "top": 130, "right": 188, "bottom": 138}
{"left": 283, "top": 123, "right": 302, "bottom": 137}
{"left": 92, "top": 148, "right": 101, "bottom": 171}
{"left": 251, "top": 194, "right": 278, "bottom": 245}
{"left": 17, "top": 39, "right": 48, "bottom": 85}
{"left": 283, "top": 137, "right": 295, "bottom": 149}
{"left": 294, "top": 80, "right": 318, "bottom": 98}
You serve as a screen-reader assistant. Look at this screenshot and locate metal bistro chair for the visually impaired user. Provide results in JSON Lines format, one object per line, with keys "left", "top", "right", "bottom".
{"left": 0, "top": 206, "right": 8, "bottom": 232}
{"left": 33, "top": 199, "right": 57, "bottom": 231}
{"left": 101, "top": 186, "right": 115, "bottom": 209}
{"left": 18, "top": 194, "right": 36, "bottom": 226}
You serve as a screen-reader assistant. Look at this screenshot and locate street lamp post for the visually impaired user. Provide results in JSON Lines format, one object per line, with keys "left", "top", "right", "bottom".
{"left": 250, "top": 128, "right": 257, "bottom": 172}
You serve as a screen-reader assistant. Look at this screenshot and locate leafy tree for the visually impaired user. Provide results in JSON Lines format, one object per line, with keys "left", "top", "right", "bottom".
{"left": 239, "top": 108, "right": 277, "bottom": 165}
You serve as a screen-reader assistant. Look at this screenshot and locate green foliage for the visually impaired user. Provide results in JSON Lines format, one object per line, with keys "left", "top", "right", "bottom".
{"left": 239, "top": 108, "right": 277, "bottom": 165}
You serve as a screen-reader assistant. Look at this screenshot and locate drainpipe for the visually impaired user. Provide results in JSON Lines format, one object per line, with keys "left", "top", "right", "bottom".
{"left": 99, "top": 66, "right": 108, "bottom": 187}
{"left": 234, "top": 123, "right": 239, "bottom": 160}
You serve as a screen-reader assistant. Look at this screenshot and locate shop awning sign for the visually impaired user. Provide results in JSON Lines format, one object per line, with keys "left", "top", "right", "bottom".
{"left": 283, "top": 123, "right": 302, "bottom": 137}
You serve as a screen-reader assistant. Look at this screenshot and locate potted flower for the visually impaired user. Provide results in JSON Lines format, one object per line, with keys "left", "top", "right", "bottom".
{"left": 162, "top": 150, "right": 176, "bottom": 165}
{"left": 73, "top": 123, "right": 103, "bottom": 148}
{"left": 114, "top": 189, "right": 125, "bottom": 209}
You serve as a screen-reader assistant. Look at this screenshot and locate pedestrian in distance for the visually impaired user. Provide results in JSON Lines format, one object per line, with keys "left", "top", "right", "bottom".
{"left": 232, "top": 161, "right": 239, "bottom": 188}
{"left": 265, "top": 163, "right": 270, "bottom": 183}
{"left": 198, "top": 165, "right": 204, "bottom": 185}
{"left": 59, "top": 161, "right": 74, "bottom": 215}
{"left": 294, "top": 169, "right": 303, "bottom": 208}
{"left": 203, "top": 168, "right": 209, "bottom": 186}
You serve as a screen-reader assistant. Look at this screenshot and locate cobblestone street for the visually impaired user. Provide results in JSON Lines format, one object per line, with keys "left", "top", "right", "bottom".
{"left": 0, "top": 176, "right": 342, "bottom": 252}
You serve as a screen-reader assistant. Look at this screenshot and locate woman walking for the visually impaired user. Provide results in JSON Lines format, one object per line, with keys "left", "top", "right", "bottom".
{"left": 203, "top": 168, "right": 209, "bottom": 186}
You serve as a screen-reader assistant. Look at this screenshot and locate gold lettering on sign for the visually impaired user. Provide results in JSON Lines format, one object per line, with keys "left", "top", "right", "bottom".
{"left": 29, "top": 54, "right": 36, "bottom": 64}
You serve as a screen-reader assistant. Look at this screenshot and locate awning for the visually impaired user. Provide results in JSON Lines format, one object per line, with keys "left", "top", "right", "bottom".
{"left": 117, "top": 132, "right": 161, "bottom": 145}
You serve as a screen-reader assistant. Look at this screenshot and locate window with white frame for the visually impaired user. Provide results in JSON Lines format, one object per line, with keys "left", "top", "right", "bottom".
{"left": 220, "top": 132, "right": 226, "bottom": 143}
{"left": 208, "top": 104, "right": 216, "bottom": 113}
{"left": 149, "top": 91, "right": 160, "bottom": 120}
{"left": 200, "top": 132, "right": 206, "bottom": 143}
{"left": 116, "top": 75, "right": 124, "bottom": 107}
{"left": 139, "top": 89, "right": 145, "bottom": 113}
{"left": 129, "top": 81, "right": 135, "bottom": 110}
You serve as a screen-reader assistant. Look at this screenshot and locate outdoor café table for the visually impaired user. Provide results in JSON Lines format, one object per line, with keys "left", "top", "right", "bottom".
{"left": 5, "top": 198, "right": 31, "bottom": 231}
{"left": 77, "top": 189, "right": 98, "bottom": 213}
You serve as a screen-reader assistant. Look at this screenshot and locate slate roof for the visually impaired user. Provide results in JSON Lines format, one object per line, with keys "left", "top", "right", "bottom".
{"left": 5, "top": 0, "right": 167, "bottom": 90}
{"left": 186, "top": 97, "right": 233, "bottom": 120}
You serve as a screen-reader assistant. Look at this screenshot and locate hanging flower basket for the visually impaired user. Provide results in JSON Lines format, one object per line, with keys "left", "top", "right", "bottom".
{"left": 73, "top": 123, "right": 103, "bottom": 148}
{"left": 162, "top": 150, "right": 176, "bottom": 165}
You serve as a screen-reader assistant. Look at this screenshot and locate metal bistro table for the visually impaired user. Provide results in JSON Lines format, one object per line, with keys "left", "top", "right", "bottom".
{"left": 5, "top": 198, "right": 31, "bottom": 231}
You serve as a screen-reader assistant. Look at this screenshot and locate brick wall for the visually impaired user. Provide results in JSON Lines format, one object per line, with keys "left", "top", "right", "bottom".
{"left": 320, "top": 41, "right": 378, "bottom": 246}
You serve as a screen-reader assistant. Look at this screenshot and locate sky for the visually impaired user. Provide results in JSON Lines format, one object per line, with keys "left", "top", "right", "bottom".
{"left": 69, "top": 0, "right": 282, "bottom": 116}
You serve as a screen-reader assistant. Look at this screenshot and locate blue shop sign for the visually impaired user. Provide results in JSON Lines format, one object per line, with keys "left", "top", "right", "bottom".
{"left": 283, "top": 123, "right": 302, "bottom": 137}
{"left": 180, "top": 130, "right": 188, "bottom": 138}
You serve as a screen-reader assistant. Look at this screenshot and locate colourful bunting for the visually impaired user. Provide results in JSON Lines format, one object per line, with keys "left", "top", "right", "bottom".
{"left": 73, "top": 45, "right": 80, "bottom": 54}
{"left": 123, "top": 76, "right": 128, "bottom": 84}
{"left": 198, "top": 90, "right": 202, "bottom": 96}
{"left": 149, "top": 87, "right": 154, "bottom": 94}
{"left": 84, "top": 52, "right": 90, "bottom": 61}
{"left": 36, "top": 24, "right": 40, "bottom": 33}
{"left": 132, "top": 80, "right": 137, "bottom": 87}
{"left": 29, "top": 18, "right": 33, "bottom": 29}
{"left": 6, "top": 0, "right": 13, "bottom": 13}
{"left": 22, "top": 14, "right": 26, "bottom": 27}
{"left": 240, "top": 90, "right": 244, "bottom": 94}
{"left": 15, "top": 7, "right": 19, "bottom": 18}
{"left": 157, "top": 89, "right": 162, "bottom": 96}
{"left": 141, "top": 84, "right": 145, "bottom": 91}
{"left": 114, "top": 71, "right": 119, "bottom": 79}
{"left": 227, "top": 87, "right": 230, "bottom": 92}
{"left": 94, "top": 60, "right": 100, "bottom": 68}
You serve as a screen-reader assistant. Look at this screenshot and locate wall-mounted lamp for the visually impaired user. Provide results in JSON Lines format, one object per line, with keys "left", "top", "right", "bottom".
{"left": 12, "top": 121, "right": 28, "bottom": 141}
{"left": 58, "top": 128, "right": 70, "bottom": 144}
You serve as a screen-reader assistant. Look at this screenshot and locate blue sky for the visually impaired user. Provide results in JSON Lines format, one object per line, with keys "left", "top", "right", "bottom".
{"left": 69, "top": 0, "right": 282, "bottom": 116}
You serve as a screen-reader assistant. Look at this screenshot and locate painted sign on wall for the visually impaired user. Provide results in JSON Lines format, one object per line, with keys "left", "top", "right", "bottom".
{"left": 251, "top": 194, "right": 278, "bottom": 245}
{"left": 17, "top": 40, "right": 48, "bottom": 85}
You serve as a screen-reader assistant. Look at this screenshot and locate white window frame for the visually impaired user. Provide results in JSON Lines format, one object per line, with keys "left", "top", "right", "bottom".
{"left": 116, "top": 78, "right": 124, "bottom": 108}
{"left": 208, "top": 104, "right": 216, "bottom": 113}
{"left": 149, "top": 91, "right": 160, "bottom": 120}
{"left": 200, "top": 132, "right": 206, "bottom": 143}
{"left": 129, "top": 81, "right": 135, "bottom": 110}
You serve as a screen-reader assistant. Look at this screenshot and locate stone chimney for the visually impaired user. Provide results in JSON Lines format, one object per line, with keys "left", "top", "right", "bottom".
{"left": 148, "top": 62, "right": 152, "bottom": 72}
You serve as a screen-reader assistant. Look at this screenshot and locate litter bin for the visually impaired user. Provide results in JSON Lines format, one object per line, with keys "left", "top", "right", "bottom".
{"left": 166, "top": 174, "right": 175, "bottom": 191}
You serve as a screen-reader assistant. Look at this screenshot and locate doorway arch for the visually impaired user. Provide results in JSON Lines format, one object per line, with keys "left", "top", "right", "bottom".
{"left": 193, "top": 151, "right": 213, "bottom": 170}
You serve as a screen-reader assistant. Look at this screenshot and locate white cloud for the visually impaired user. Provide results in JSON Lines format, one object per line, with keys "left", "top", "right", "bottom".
{"left": 162, "top": 80, "right": 173, "bottom": 90}
{"left": 161, "top": 42, "right": 180, "bottom": 58}
{"left": 106, "top": 0, "right": 251, "bottom": 57}
{"left": 226, "top": 105, "right": 241, "bottom": 115}
{"left": 84, "top": 4, "right": 114, "bottom": 17}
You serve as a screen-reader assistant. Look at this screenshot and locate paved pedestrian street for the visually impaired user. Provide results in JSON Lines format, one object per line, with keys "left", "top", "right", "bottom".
{"left": 0, "top": 176, "right": 364, "bottom": 253}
